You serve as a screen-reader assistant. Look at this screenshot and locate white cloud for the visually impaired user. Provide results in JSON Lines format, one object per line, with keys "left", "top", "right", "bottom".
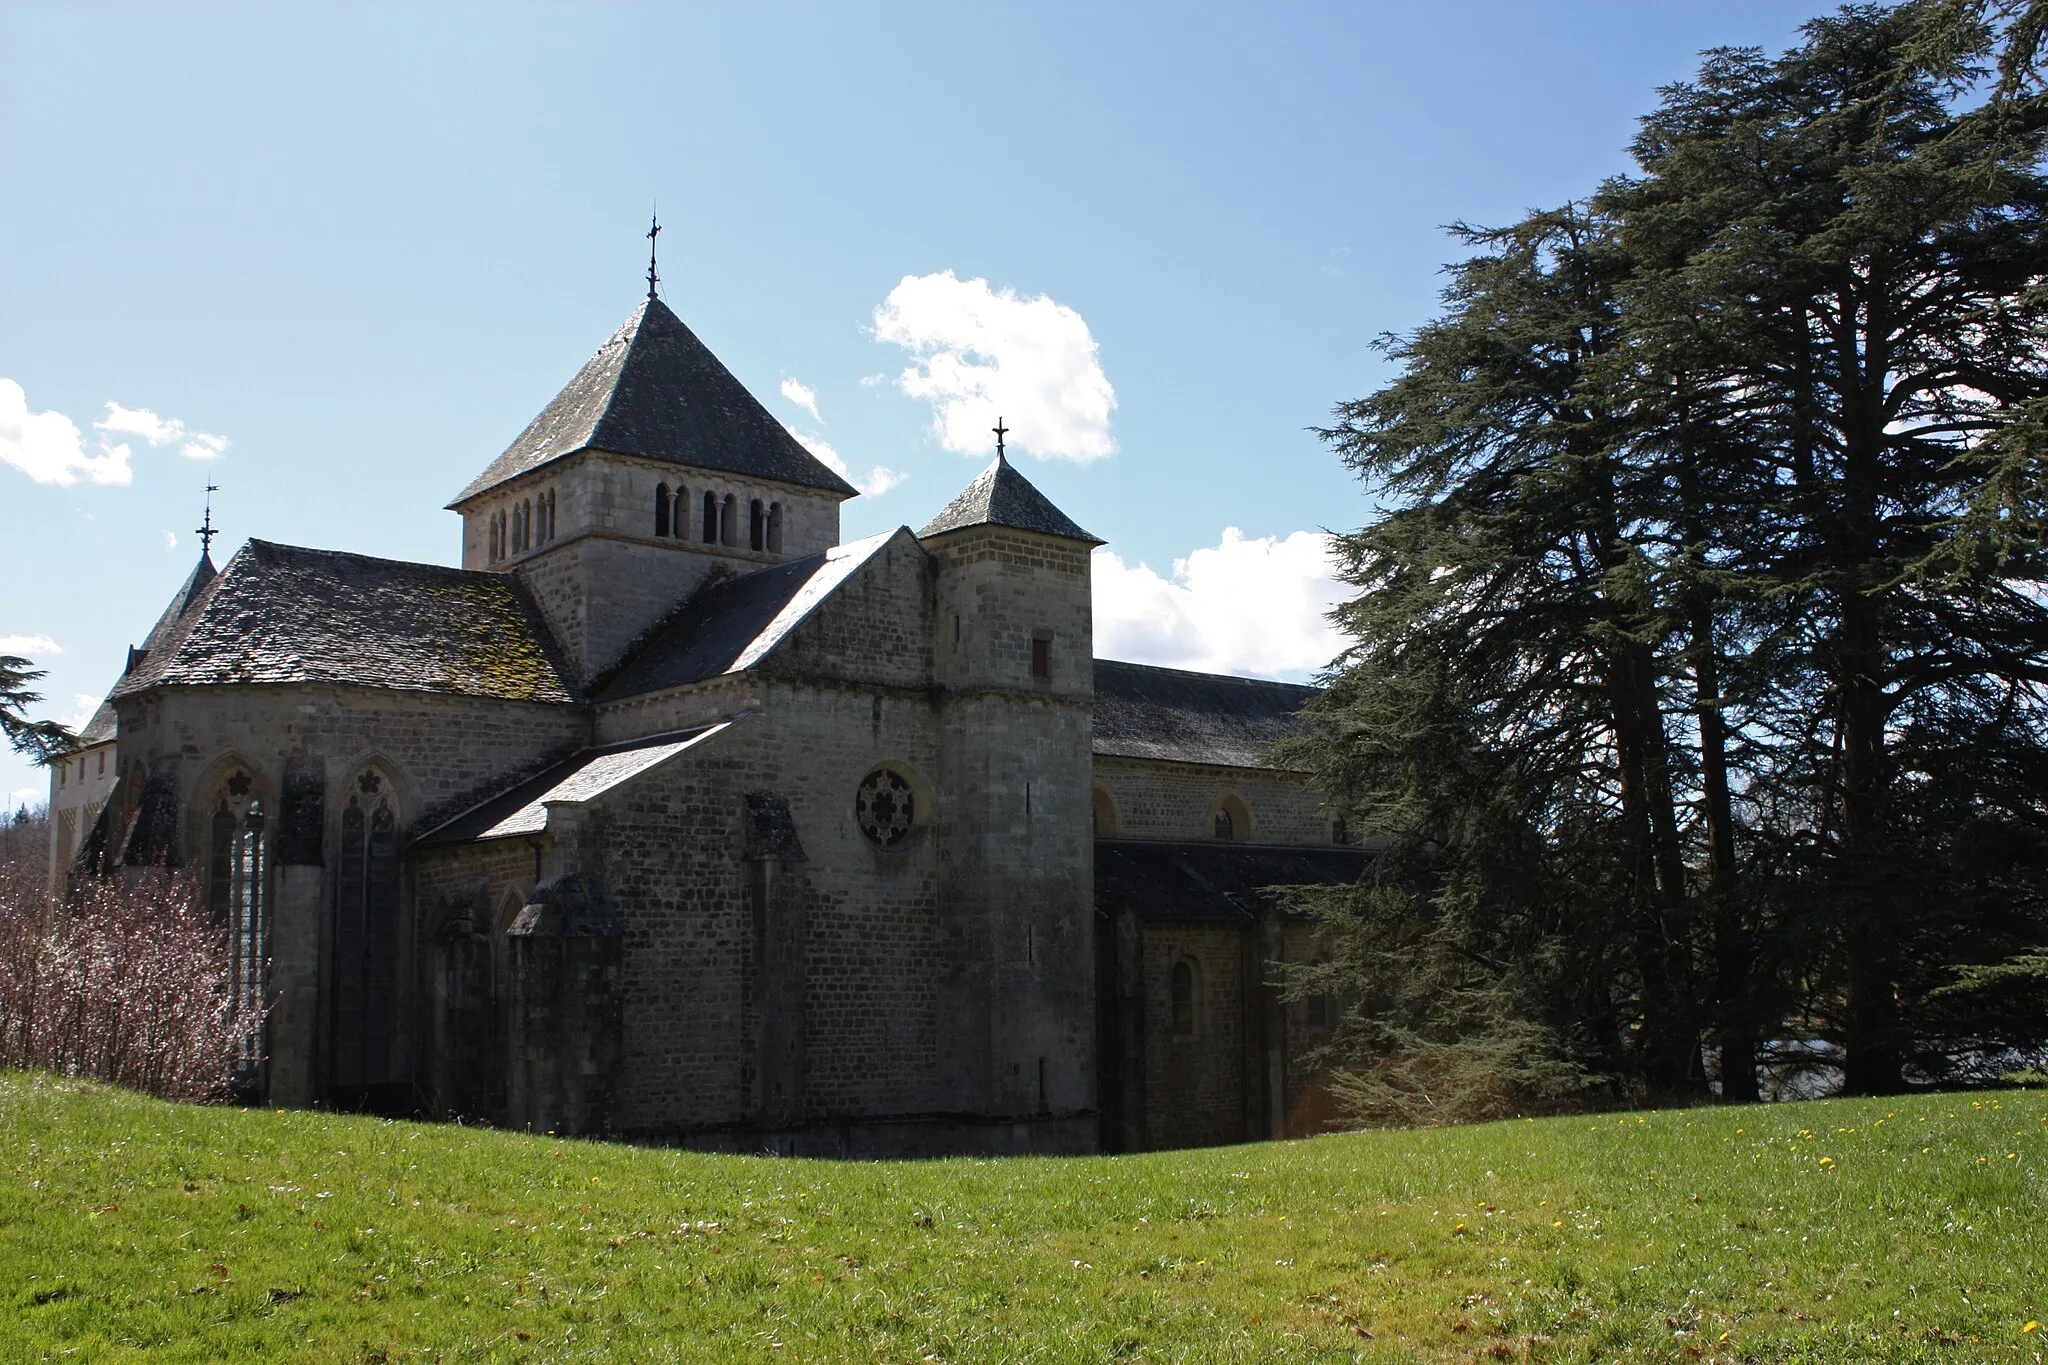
{"left": 6, "top": 788, "right": 40, "bottom": 814}
{"left": 0, "top": 634, "right": 62, "bottom": 657}
{"left": 1093, "top": 528, "right": 1347, "bottom": 679}
{"left": 0, "top": 379, "right": 133, "bottom": 485}
{"left": 858, "top": 466, "right": 907, "bottom": 497}
{"left": 788, "top": 427, "right": 906, "bottom": 500}
{"left": 96, "top": 402, "right": 184, "bottom": 445}
{"left": 97, "top": 401, "right": 226, "bottom": 460}
{"left": 67, "top": 694, "right": 100, "bottom": 730}
{"left": 873, "top": 271, "right": 1115, "bottom": 462}
{"left": 779, "top": 378, "right": 822, "bottom": 422}
{"left": 164, "top": 530, "right": 179, "bottom": 550}
{"left": 1, "top": 384, "right": 226, "bottom": 486}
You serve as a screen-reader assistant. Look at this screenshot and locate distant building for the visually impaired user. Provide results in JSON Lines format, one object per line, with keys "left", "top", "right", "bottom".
{"left": 46, "top": 700, "right": 116, "bottom": 884}
{"left": 55, "top": 291, "right": 1366, "bottom": 1153}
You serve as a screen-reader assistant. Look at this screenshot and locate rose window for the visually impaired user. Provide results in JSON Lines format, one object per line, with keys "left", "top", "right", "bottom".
{"left": 855, "top": 769, "right": 916, "bottom": 849}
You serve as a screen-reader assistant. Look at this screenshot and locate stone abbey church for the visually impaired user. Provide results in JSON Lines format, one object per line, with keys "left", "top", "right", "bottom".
{"left": 47, "top": 289, "right": 1370, "bottom": 1155}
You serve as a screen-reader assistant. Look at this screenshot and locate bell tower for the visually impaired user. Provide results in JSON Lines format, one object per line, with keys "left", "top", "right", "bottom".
{"left": 448, "top": 295, "right": 856, "bottom": 689}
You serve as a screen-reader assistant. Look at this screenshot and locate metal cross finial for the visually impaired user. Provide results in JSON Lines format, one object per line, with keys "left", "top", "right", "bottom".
{"left": 992, "top": 417, "right": 1008, "bottom": 461}
{"left": 196, "top": 483, "right": 220, "bottom": 555}
{"left": 646, "top": 212, "right": 662, "bottom": 299}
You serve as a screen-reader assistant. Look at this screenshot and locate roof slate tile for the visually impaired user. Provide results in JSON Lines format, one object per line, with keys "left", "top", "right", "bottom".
{"left": 111, "top": 541, "right": 575, "bottom": 704}
{"left": 452, "top": 297, "right": 857, "bottom": 505}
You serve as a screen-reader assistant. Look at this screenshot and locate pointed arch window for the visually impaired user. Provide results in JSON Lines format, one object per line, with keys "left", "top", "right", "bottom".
{"left": 654, "top": 482, "right": 671, "bottom": 537}
{"left": 206, "top": 769, "right": 268, "bottom": 1080}
{"left": 333, "top": 768, "right": 402, "bottom": 1089}
{"left": 749, "top": 498, "right": 765, "bottom": 551}
{"left": 767, "top": 501, "right": 784, "bottom": 554}
{"left": 1170, "top": 959, "right": 1198, "bottom": 1037}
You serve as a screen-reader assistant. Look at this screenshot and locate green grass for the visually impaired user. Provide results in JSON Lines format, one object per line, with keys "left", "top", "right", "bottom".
{"left": 2, "top": 1074, "right": 2044, "bottom": 1362}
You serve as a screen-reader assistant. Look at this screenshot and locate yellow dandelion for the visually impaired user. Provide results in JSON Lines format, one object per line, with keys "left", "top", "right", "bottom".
{"left": 2024, "top": 1321, "right": 2039, "bottom": 1333}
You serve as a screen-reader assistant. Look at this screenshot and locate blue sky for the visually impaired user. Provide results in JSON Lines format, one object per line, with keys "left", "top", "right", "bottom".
{"left": 0, "top": 0, "right": 1816, "bottom": 810}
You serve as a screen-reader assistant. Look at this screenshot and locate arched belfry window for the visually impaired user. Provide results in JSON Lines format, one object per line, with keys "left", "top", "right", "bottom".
{"left": 1170, "top": 959, "right": 1198, "bottom": 1037}
{"left": 767, "top": 501, "right": 784, "bottom": 554}
{"left": 721, "top": 494, "right": 738, "bottom": 547}
{"left": 654, "top": 482, "right": 671, "bottom": 538}
{"left": 206, "top": 768, "right": 268, "bottom": 1080}
{"left": 671, "top": 486, "right": 685, "bottom": 539}
{"left": 702, "top": 490, "right": 718, "bottom": 543}
{"left": 332, "top": 767, "right": 402, "bottom": 1090}
{"left": 749, "top": 498, "right": 766, "bottom": 551}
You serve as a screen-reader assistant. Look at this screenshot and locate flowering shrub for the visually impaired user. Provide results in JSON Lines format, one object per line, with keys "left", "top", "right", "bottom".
{"left": 0, "top": 840, "right": 262, "bottom": 1102}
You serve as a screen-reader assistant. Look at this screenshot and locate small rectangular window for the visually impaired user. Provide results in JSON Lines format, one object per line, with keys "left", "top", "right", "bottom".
{"left": 1031, "top": 633, "right": 1051, "bottom": 681}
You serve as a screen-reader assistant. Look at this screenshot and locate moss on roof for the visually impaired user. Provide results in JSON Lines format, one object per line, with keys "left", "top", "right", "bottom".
{"left": 112, "top": 540, "right": 575, "bottom": 704}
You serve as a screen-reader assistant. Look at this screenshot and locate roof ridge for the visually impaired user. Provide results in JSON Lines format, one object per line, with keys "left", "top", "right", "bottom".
{"left": 1093, "top": 657, "right": 1319, "bottom": 691}
{"left": 242, "top": 537, "right": 508, "bottom": 580}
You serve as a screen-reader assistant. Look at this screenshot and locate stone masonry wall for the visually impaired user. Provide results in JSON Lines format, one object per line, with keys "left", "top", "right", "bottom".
{"left": 459, "top": 450, "right": 841, "bottom": 572}
{"left": 1092, "top": 754, "right": 1335, "bottom": 845}
{"left": 1137, "top": 921, "right": 1253, "bottom": 1148}
{"left": 113, "top": 681, "right": 589, "bottom": 1107}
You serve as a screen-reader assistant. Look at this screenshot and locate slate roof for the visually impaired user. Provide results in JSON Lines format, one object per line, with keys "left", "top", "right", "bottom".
{"left": 76, "top": 699, "right": 117, "bottom": 747}
{"left": 918, "top": 454, "right": 1102, "bottom": 544}
{"left": 414, "top": 727, "right": 725, "bottom": 846}
{"left": 110, "top": 540, "right": 575, "bottom": 704}
{"left": 1094, "top": 840, "right": 1374, "bottom": 923}
{"left": 596, "top": 530, "right": 901, "bottom": 700}
{"left": 1092, "top": 659, "right": 1315, "bottom": 769}
{"left": 452, "top": 296, "right": 858, "bottom": 505}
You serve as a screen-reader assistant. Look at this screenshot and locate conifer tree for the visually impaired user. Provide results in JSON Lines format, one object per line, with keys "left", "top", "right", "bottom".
{"left": 0, "top": 654, "right": 71, "bottom": 765}
{"left": 1294, "top": 2, "right": 2048, "bottom": 1114}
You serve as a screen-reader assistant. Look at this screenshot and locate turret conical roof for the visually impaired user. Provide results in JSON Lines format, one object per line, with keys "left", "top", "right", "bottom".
{"left": 918, "top": 453, "right": 1102, "bottom": 545}
{"left": 451, "top": 296, "right": 858, "bottom": 506}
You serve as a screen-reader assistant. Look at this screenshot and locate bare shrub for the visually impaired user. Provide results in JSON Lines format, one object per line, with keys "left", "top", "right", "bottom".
{"left": 0, "top": 858, "right": 263, "bottom": 1102}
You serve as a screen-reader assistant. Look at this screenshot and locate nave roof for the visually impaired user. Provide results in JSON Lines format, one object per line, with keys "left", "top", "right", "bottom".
{"left": 1092, "top": 659, "right": 1315, "bottom": 769}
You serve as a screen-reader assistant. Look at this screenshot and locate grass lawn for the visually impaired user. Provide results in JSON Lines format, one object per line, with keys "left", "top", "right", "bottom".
{"left": 1, "top": 1074, "right": 2044, "bottom": 1362}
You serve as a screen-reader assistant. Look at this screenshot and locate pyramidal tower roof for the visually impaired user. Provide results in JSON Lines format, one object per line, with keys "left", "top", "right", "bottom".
{"left": 918, "top": 451, "right": 1103, "bottom": 545}
{"left": 451, "top": 296, "right": 858, "bottom": 506}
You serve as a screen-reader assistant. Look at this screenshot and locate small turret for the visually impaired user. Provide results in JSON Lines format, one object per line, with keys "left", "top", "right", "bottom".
{"left": 921, "top": 428, "right": 1101, "bottom": 1125}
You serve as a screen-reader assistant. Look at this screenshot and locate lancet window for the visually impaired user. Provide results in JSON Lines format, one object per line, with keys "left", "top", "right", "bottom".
{"left": 655, "top": 482, "right": 671, "bottom": 537}
{"left": 332, "top": 767, "right": 402, "bottom": 1088}
{"left": 702, "top": 490, "right": 718, "bottom": 543}
{"left": 206, "top": 768, "right": 268, "bottom": 1079}
{"left": 749, "top": 498, "right": 765, "bottom": 551}
{"left": 721, "top": 494, "right": 738, "bottom": 547}
{"left": 1170, "top": 959, "right": 1198, "bottom": 1037}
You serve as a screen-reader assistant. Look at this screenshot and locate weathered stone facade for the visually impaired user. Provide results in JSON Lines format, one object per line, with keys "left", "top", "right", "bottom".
{"left": 55, "top": 292, "right": 1368, "bottom": 1153}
